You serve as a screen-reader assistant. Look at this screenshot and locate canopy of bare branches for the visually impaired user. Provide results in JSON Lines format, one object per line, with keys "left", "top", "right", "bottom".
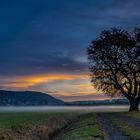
{"left": 87, "top": 28, "right": 140, "bottom": 111}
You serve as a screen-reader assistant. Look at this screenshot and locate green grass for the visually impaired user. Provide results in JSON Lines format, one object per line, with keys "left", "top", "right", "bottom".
{"left": 112, "top": 119, "right": 140, "bottom": 140}
{"left": 57, "top": 113, "right": 103, "bottom": 140}
{"left": 0, "top": 112, "right": 80, "bottom": 140}
{"left": 0, "top": 112, "right": 74, "bottom": 128}
{"left": 2, "top": 111, "right": 140, "bottom": 140}
{"left": 124, "top": 111, "right": 140, "bottom": 121}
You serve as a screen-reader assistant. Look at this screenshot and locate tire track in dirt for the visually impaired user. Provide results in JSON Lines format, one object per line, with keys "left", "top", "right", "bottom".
{"left": 97, "top": 113, "right": 128, "bottom": 140}
{"left": 109, "top": 113, "right": 140, "bottom": 129}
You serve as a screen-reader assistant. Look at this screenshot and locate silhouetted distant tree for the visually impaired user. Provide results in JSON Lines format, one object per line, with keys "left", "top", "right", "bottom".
{"left": 87, "top": 28, "right": 140, "bottom": 111}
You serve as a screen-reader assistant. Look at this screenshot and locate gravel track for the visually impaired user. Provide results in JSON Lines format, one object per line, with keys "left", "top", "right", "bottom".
{"left": 97, "top": 113, "right": 128, "bottom": 140}
{"left": 109, "top": 113, "right": 140, "bottom": 129}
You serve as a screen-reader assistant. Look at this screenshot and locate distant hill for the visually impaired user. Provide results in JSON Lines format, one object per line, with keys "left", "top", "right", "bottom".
{"left": 0, "top": 90, "right": 129, "bottom": 106}
{"left": 0, "top": 90, "right": 65, "bottom": 106}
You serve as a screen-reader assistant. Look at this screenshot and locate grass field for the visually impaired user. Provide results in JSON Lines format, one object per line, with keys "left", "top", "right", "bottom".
{"left": 0, "top": 112, "right": 73, "bottom": 128}
{"left": 54, "top": 113, "right": 103, "bottom": 140}
{"left": 0, "top": 112, "right": 80, "bottom": 140}
{"left": 0, "top": 111, "right": 140, "bottom": 140}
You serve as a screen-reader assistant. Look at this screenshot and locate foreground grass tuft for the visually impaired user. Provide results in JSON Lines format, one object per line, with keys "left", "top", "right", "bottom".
{"left": 0, "top": 112, "right": 78, "bottom": 140}
{"left": 56, "top": 113, "right": 103, "bottom": 140}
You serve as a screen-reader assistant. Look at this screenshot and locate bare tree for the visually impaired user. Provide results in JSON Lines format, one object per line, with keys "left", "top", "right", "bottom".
{"left": 87, "top": 28, "right": 140, "bottom": 111}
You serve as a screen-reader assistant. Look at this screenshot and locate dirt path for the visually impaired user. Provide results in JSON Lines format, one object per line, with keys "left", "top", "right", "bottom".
{"left": 97, "top": 113, "right": 128, "bottom": 140}
{"left": 51, "top": 113, "right": 130, "bottom": 140}
{"left": 109, "top": 113, "right": 140, "bottom": 129}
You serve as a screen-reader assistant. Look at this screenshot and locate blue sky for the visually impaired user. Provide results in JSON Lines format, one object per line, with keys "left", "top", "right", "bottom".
{"left": 0, "top": 0, "right": 140, "bottom": 101}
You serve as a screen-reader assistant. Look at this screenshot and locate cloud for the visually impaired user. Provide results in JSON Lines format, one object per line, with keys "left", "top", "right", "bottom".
{"left": 0, "top": 73, "right": 89, "bottom": 90}
{"left": 0, "top": 52, "right": 88, "bottom": 76}
{"left": 45, "top": 90, "right": 58, "bottom": 94}
{"left": 0, "top": 0, "right": 140, "bottom": 100}
{"left": 0, "top": 73, "right": 97, "bottom": 101}
{"left": 0, "top": 0, "right": 140, "bottom": 77}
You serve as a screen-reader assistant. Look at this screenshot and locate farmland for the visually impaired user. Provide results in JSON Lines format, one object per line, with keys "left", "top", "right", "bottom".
{"left": 0, "top": 110, "right": 140, "bottom": 140}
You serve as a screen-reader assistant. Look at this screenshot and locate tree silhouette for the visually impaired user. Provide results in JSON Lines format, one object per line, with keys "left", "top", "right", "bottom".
{"left": 87, "top": 28, "right": 140, "bottom": 111}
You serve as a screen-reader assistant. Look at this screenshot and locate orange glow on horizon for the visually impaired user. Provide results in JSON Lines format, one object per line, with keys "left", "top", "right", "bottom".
{"left": 0, "top": 73, "right": 89, "bottom": 89}
{"left": 0, "top": 73, "right": 103, "bottom": 101}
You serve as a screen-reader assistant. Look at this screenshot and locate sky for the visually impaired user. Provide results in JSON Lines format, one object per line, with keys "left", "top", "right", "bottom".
{"left": 0, "top": 0, "right": 140, "bottom": 101}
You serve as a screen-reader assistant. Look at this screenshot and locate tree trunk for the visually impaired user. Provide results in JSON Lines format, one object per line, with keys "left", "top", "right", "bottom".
{"left": 129, "top": 99, "right": 139, "bottom": 111}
